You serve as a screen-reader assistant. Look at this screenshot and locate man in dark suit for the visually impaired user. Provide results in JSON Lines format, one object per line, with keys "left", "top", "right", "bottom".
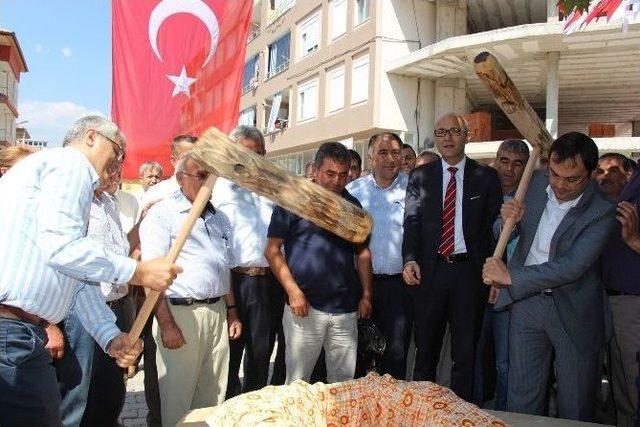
{"left": 483, "top": 132, "right": 617, "bottom": 421}
{"left": 403, "top": 112, "right": 502, "bottom": 401}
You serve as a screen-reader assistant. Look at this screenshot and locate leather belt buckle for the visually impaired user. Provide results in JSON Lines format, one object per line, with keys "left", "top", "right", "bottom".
{"left": 0, "top": 304, "right": 48, "bottom": 328}
{"left": 232, "top": 266, "right": 271, "bottom": 276}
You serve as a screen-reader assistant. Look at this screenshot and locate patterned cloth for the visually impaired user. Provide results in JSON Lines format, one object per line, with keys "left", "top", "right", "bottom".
{"left": 206, "top": 373, "right": 506, "bottom": 426}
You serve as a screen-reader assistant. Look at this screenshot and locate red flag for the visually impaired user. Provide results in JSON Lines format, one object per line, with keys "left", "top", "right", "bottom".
{"left": 112, "top": 0, "right": 252, "bottom": 179}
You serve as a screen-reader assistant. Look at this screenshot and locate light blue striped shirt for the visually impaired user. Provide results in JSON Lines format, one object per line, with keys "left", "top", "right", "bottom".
{"left": 0, "top": 148, "right": 137, "bottom": 330}
{"left": 347, "top": 173, "right": 408, "bottom": 275}
{"left": 140, "top": 190, "right": 234, "bottom": 299}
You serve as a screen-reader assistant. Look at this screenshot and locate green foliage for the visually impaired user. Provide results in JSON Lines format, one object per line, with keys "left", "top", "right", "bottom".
{"left": 557, "top": 0, "right": 593, "bottom": 13}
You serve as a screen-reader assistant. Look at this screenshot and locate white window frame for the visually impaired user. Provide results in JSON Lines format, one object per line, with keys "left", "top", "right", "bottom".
{"left": 351, "top": 53, "right": 369, "bottom": 105}
{"left": 326, "top": 64, "right": 345, "bottom": 113}
{"left": 297, "top": 77, "right": 319, "bottom": 122}
{"left": 330, "top": 0, "right": 347, "bottom": 40}
{"left": 297, "top": 10, "right": 321, "bottom": 59}
{"left": 238, "top": 106, "right": 256, "bottom": 126}
{"left": 354, "top": 0, "right": 371, "bottom": 27}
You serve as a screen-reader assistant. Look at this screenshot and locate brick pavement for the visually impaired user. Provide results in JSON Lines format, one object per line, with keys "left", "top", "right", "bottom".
{"left": 120, "top": 370, "right": 148, "bottom": 427}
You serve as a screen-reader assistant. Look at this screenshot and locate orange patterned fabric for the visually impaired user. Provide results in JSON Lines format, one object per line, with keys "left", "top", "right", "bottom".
{"left": 206, "top": 373, "right": 507, "bottom": 426}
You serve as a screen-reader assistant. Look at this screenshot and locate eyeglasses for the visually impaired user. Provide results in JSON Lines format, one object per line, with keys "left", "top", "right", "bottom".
{"left": 434, "top": 127, "right": 467, "bottom": 138}
{"left": 95, "top": 131, "right": 124, "bottom": 162}
{"left": 181, "top": 171, "right": 209, "bottom": 181}
{"left": 546, "top": 167, "right": 589, "bottom": 186}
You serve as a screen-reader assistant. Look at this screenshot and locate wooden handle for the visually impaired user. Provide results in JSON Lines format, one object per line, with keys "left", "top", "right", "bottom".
{"left": 191, "top": 126, "right": 372, "bottom": 244}
{"left": 474, "top": 52, "right": 554, "bottom": 157}
{"left": 128, "top": 174, "right": 218, "bottom": 343}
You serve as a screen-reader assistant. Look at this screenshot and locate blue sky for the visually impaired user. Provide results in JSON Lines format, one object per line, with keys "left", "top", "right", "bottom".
{"left": 2, "top": 0, "right": 112, "bottom": 146}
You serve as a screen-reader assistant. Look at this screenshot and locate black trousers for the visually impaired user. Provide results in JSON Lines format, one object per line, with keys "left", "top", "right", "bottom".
{"left": 373, "top": 274, "right": 413, "bottom": 380}
{"left": 142, "top": 317, "right": 161, "bottom": 427}
{"left": 226, "top": 272, "right": 285, "bottom": 398}
{"left": 412, "top": 259, "right": 487, "bottom": 401}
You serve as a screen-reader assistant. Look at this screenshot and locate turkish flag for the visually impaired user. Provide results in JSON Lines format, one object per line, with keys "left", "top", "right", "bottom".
{"left": 112, "top": 0, "right": 252, "bottom": 179}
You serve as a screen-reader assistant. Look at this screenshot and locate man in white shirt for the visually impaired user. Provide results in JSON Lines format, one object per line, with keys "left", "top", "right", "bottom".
{"left": 347, "top": 132, "right": 411, "bottom": 379}
{"left": 483, "top": 132, "right": 617, "bottom": 421}
{"left": 140, "top": 154, "right": 241, "bottom": 427}
{"left": 212, "top": 125, "right": 285, "bottom": 397}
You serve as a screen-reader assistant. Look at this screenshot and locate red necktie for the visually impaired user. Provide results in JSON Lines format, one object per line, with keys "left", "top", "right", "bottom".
{"left": 439, "top": 167, "right": 458, "bottom": 256}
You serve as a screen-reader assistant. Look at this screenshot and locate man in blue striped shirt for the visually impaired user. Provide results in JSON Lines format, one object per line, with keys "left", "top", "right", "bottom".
{"left": 0, "top": 115, "right": 182, "bottom": 427}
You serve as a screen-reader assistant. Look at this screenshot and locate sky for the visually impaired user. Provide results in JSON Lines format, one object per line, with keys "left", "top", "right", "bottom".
{"left": 1, "top": 0, "right": 112, "bottom": 146}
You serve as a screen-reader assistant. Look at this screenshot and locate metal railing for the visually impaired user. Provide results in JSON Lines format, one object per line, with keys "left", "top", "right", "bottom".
{"left": 265, "top": 60, "right": 289, "bottom": 80}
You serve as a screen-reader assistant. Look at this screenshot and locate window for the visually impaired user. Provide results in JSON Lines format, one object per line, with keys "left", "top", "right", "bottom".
{"left": 298, "top": 77, "right": 318, "bottom": 122}
{"left": 351, "top": 53, "right": 369, "bottom": 104}
{"left": 242, "top": 55, "right": 259, "bottom": 93}
{"left": 267, "top": 33, "right": 291, "bottom": 79}
{"left": 354, "top": 0, "right": 371, "bottom": 26}
{"left": 330, "top": 0, "right": 347, "bottom": 40}
{"left": 326, "top": 64, "right": 345, "bottom": 112}
{"left": 298, "top": 11, "right": 320, "bottom": 59}
{"left": 238, "top": 106, "right": 257, "bottom": 126}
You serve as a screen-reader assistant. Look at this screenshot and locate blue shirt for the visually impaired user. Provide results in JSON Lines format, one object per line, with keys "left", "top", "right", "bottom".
{"left": 267, "top": 190, "right": 363, "bottom": 314}
{"left": 602, "top": 171, "right": 640, "bottom": 294}
{"left": 347, "top": 173, "right": 407, "bottom": 275}
{"left": 0, "top": 148, "right": 137, "bottom": 330}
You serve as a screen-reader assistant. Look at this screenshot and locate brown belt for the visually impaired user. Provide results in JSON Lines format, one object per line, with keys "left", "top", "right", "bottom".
{"left": 0, "top": 304, "right": 48, "bottom": 327}
{"left": 232, "top": 266, "right": 271, "bottom": 276}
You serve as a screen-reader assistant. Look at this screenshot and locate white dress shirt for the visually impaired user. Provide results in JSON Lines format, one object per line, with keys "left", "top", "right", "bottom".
{"left": 441, "top": 157, "right": 467, "bottom": 254}
{"left": 347, "top": 173, "right": 408, "bottom": 275}
{"left": 114, "top": 189, "right": 139, "bottom": 233}
{"left": 90, "top": 192, "right": 131, "bottom": 301}
{"left": 525, "top": 185, "right": 583, "bottom": 266}
{"left": 212, "top": 178, "right": 273, "bottom": 268}
{"left": 140, "top": 175, "right": 179, "bottom": 207}
{"left": 140, "top": 189, "right": 234, "bottom": 299}
{"left": 0, "top": 148, "right": 136, "bottom": 349}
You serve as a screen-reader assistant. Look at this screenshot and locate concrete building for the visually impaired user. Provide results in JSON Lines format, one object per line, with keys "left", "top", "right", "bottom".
{"left": 0, "top": 29, "right": 27, "bottom": 146}
{"left": 240, "top": 0, "right": 640, "bottom": 171}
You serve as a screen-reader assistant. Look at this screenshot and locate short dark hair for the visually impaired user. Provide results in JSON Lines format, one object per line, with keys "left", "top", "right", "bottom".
{"left": 599, "top": 152, "right": 635, "bottom": 172}
{"left": 418, "top": 150, "right": 440, "bottom": 162}
{"left": 171, "top": 134, "right": 197, "bottom": 157}
{"left": 497, "top": 139, "right": 530, "bottom": 160}
{"left": 368, "top": 132, "right": 403, "bottom": 151}
{"left": 314, "top": 142, "right": 350, "bottom": 169}
{"left": 402, "top": 143, "right": 416, "bottom": 157}
{"left": 348, "top": 149, "right": 362, "bottom": 170}
{"left": 549, "top": 132, "right": 599, "bottom": 174}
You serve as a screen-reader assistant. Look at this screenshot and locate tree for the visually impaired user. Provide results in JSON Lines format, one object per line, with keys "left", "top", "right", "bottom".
{"left": 558, "top": 0, "right": 594, "bottom": 13}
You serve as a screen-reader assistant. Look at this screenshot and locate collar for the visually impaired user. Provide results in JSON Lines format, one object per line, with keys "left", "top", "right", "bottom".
{"left": 545, "top": 185, "right": 583, "bottom": 210}
{"left": 441, "top": 156, "right": 466, "bottom": 174}
{"left": 69, "top": 147, "right": 101, "bottom": 190}
{"left": 370, "top": 172, "right": 406, "bottom": 190}
{"left": 172, "top": 189, "right": 216, "bottom": 215}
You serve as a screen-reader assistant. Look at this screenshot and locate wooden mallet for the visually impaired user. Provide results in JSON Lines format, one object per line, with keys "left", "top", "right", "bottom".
{"left": 129, "top": 128, "right": 373, "bottom": 343}
{"left": 473, "top": 52, "right": 553, "bottom": 291}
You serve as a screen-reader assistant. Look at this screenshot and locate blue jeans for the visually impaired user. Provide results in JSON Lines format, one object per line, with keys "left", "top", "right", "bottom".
{"left": 55, "top": 310, "right": 95, "bottom": 427}
{"left": 0, "top": 317, "right": 62, "bottom": 427}
{"left": 473, "top": 304, "right": 510, "bottom": 410}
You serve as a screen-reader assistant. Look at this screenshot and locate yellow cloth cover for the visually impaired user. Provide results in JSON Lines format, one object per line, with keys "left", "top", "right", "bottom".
{"left": 206, "top": 373, "right": 507, "bottom": 426}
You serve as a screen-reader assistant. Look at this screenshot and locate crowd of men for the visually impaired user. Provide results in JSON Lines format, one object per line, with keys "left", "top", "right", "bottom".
{"left": 0, "top": 112, "right": 639, "bottom": 427}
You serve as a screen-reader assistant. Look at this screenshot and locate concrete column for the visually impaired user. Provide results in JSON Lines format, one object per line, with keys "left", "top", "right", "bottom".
{"left": 547, "top": 0, "right": 560, "bottom": 22}
{"left": 436, "top": 0, "right": 467, "bottom": 41}
{"left": 546, "top": 52, "right": 560, "bottom": 139}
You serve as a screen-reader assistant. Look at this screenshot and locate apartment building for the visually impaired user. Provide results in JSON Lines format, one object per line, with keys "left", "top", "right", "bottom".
{"left": 241, "top": 0, "right": 640, "bottom": 171}
{"left": 0, "top": 29, "right": 27, "bottom": 146}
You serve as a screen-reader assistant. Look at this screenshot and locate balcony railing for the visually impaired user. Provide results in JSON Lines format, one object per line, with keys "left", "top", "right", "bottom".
{"left": 242, "top": 79, "right": 257, "bottom": 95}
{"left": 265, "top": 60, "right": 289, "bottom": 80}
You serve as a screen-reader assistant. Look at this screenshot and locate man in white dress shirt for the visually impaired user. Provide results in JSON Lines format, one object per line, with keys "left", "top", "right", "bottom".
{"left": 0, "top": 115, "right": 181, "bottom": 426}
{"left": 213, "top": 125, "right": 286, "bottom": 397}
{"left": 140, "top": 154, "right": 242, "bottom": 427}
{"left": 347, "top": 132, "right": 411, "bottom": 379}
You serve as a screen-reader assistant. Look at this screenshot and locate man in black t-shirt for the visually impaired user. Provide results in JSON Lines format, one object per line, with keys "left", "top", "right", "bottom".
{"left": 265, "top": 142, "right": 373, "bottom": 384}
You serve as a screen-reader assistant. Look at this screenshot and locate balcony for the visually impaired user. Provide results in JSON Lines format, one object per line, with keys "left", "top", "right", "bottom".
{"left": 266, "top": 0, "right": 295, "bottom": 27}
{"left": 265, "top": 60, "right": 289, "bottom": 80}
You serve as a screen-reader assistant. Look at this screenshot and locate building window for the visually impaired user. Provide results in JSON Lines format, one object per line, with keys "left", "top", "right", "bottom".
{"left": 297, "top": 10, "right": 320, "bottom": 59}
{"left": 326, "top": 63, "right": 345, "bottom": 113}
{"left": 298, "top": 77, "right": 319, "bottom": 122}
{"left": 354, "top": 0, "right": 371, "bottom": 26}
{"left": 265, "top": 90, "right": 290, "bottom": 133}
{"left": 242, "top": 55, "right": 259, "bottom": 94}
{"left": 238, "top": 106, "right": 257, "bottom": 126}
{"left": 351, "top": 53, "right": 369, "bottom": 104}
{"left": 330, "top": 0, "right": 347, "bottom": 40}
{"left": 267, "top": 33, "right": 291, "bottom": 79}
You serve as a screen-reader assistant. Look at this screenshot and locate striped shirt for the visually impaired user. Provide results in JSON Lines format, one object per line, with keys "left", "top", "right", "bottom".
{"left": 0, "top": 148, "right": 137, "bottom": 328}
{"left": 347, "top": 173, "right": 408, "bottom": 275}
{"left": 140, "top": 189, "right": 234, "bottom": 299}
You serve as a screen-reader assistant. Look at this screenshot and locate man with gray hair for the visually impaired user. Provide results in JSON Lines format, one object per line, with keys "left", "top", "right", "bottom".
{"left": 139, "top": 161, "right": 164, "bottom": 192}
{"left": 212, "top": 125, "right": 286, "bottom": 396}
{"left": 0, "top": 115, "right": 181, "bottom": 426}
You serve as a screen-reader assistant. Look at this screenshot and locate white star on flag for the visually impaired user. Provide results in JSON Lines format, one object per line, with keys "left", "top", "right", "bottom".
{"left": 167, "top": 66, "right": 197, "bottom": 98}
